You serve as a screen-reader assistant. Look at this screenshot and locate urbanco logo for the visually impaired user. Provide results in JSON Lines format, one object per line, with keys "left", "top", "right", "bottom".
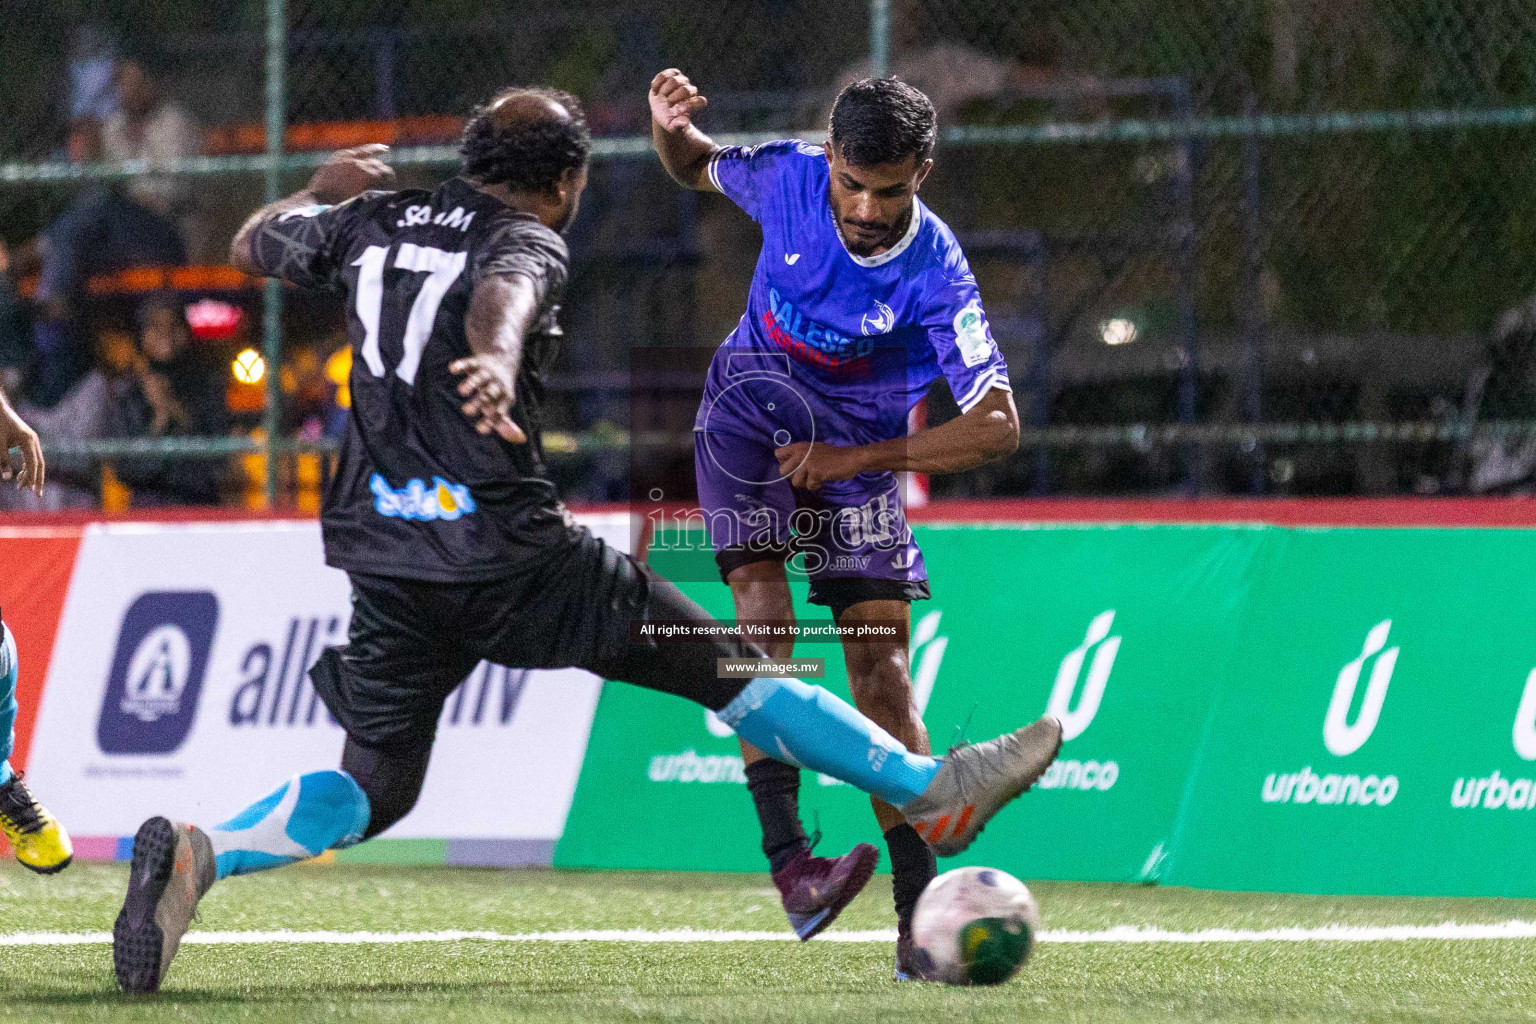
{"left": 1046, "top": 610, "right": 1120, "bottom": 742}
{"left": 1323, "top": 619, "right": 1398, "bottom": 757}
{"left": 1040, "top": 611, "right": 1122, "bottom": 794}
{"left": 1511, "top": 669, "right": 1536, "bottom": 761}
{"left": 1260, "top": 620, "right": 1401, "bottom": 807}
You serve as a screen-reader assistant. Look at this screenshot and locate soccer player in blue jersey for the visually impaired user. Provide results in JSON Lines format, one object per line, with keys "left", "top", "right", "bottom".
{"left": 0, "top": 383, "right": 73, "bottom": 873}
{"left": 651, "top": 70, "right": 1046, "bottom": 977}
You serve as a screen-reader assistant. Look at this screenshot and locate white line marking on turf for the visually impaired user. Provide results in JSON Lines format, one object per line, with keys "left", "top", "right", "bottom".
{"left": 7, "top": 922, "right": 1536, "bottom": 947}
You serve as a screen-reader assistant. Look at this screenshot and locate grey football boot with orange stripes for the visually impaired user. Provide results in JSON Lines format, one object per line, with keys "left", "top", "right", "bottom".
{"left": 113, "top": 817, "right": 217, "bottom": 994}
{"left": 901, "top": 715, "right": 1063, "bottom": 857}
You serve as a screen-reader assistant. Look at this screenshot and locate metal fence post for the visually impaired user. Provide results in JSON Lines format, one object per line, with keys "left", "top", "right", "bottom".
{"left": 263, "top": 0, "right": 287, "bottom": 507}
{"left": 869, "top": 0, "right": 890, "bottom": 77}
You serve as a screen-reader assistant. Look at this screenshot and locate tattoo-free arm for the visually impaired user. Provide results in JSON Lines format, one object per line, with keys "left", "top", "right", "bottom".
{"left": 776, "top": 386, "right": 1019, "bottom": 490}
{"left": 649, "top": 69, "right": 720, "bottom": 192}
{"left": 448, "top": 274, "right": 541, "bottom": 443}
{"left": 0, "top": 382, "right": 44, "bottom": 495}
{"left": 857, "top": 386, "right": 1020, "bottom": 474}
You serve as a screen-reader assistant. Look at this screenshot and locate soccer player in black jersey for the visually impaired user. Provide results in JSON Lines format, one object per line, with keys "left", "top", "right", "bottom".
{"left": 110, "top": 88, "right": 1062, "bottom": 994}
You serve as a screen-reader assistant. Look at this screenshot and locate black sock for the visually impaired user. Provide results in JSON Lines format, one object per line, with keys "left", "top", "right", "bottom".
{"left": 884, "top": 823, "right": 937, "bottom": 927}
{"left": 745, "top": 758, "right": 808, "bottom": 872}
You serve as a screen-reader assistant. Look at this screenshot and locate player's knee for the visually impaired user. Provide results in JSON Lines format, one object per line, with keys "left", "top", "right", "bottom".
{"left": 847, "top": 649, "right": 913, "bottom": 716}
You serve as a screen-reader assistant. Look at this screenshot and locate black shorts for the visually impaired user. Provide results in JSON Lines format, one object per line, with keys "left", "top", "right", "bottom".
{"left": 310, "top": 527, "right": 757, "bottom": 750}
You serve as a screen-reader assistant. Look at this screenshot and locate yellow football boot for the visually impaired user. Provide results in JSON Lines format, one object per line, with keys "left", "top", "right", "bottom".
{"left": 0, "top": 772, "right": 73, "bottom": 874}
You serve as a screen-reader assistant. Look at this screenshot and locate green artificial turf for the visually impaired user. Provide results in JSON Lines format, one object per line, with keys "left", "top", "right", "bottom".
{"left": 1, "top": 862, "right": 1533, "bottom": 1023}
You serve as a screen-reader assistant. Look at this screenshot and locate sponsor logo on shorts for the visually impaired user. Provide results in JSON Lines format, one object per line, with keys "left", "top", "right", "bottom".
{"left": 97, "top": 591, "right": 220, "bottom": 755}
{"left": 371, "top": 474, "right": 477, "bottom": 522}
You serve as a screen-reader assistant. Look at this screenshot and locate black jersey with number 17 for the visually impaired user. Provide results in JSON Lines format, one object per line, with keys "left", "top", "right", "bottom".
{"left": 249, "top": 176, "right": 582, "bottom": 582}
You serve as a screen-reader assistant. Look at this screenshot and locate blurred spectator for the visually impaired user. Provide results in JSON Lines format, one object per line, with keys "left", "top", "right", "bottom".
{"left": 103, "top": 296, "right": 227, "bottom": 506}
{"left": 102, "top": 45, "right": 202, "bottom": 251}
{"left": 0, "top": 244, "right": 28, "bottom": 400}
{"left": 22, "top": 45, "right": 200, "bottom": 408}
{"left": 68, "top": 25, "right": 119, "bottom": 124}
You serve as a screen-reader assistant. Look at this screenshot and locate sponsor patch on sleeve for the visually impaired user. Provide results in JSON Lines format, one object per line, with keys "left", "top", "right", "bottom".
{"left": 953, "top": 300, "right": 995, "bottom": 367}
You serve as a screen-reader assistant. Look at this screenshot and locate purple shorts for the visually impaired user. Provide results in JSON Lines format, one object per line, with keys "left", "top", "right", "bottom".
{"left": 692, "top": 425, "right": 930, "bottom": 613}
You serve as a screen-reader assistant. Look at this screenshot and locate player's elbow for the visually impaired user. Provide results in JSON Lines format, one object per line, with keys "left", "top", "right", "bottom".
{"left": 982, "top": 410, "right": 1020, "bottom": 461}
{"left": 229, "top": 230, "right": 259, "bottom": 277}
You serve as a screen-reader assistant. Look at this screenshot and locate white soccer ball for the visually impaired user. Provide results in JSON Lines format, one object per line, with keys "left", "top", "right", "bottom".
{"left": 910, "top": 866, "right": 1040, "bottom": 985}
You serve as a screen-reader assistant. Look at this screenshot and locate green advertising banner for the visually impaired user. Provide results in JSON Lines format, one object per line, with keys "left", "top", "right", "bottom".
{"left": 556, "top": 524, "right": 1268, "bottom": 883}
{"left": 1167, "top": 528, "right": 1536, "bottom": 897}
{"left": 556, "top": 522, "right": 1536, "bottom": 895}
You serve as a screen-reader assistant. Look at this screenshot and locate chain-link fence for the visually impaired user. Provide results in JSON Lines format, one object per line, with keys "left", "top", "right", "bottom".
{"left": 3, "top": 0, "right": 1536, "bottom": 508}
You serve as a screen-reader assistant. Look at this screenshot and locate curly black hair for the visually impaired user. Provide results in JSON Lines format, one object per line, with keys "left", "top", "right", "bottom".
{"left": 828, "top": 77, "right": 937, "bottom": 168}
{"left": 459, "top": 87, "right": 591, "bottom": 194}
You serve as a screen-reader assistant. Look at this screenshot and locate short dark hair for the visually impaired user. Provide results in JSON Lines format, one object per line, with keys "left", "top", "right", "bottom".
{"left": 459, "top": 87, "right": 591, "bottom": 194}
{"left": 828, "top": 77, "right": 937, "bottom": 168}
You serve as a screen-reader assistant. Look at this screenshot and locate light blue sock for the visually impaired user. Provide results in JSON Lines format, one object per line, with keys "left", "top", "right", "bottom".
{"left": 206, "top": 770, "right": 370, "bottom": 879}
{"left": 717, "top": 678, "right": 939, "bottom": 808}
{"left": 0, "top": 623, "right": 18, "bottom": 787}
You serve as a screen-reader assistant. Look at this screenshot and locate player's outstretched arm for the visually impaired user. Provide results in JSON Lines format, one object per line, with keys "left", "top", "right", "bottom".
{"left": 449, "top": 275, "right": 537, "bottom": 444}
{"left": 230, "top": 144, "right": 396, "bottom": 276}
{"left": 0, "top": 383, "right": 43, "bottom": 495}
{"left": 776, "top": 387, "right": 1020, "bottom": 490}
{"left": 650, "top": 69, "right": 720, "bottom": 191}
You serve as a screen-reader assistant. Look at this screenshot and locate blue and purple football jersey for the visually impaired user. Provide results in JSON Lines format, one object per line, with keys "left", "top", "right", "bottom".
{"left": 693, "top": 139, "right": 1012, "bottom": 599}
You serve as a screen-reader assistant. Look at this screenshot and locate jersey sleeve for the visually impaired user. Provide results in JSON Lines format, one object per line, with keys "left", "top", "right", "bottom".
{"left": 474, "top": 216, "right": 570, "bottom": 309}
{"left": 705, "top": 139, "right": 807, "bottom": 222}
{"left": 246, "top": 194, "right": 372, "bottom": 292}
{"left": 923, "top": 276, "right": 1012, "bottom": 413}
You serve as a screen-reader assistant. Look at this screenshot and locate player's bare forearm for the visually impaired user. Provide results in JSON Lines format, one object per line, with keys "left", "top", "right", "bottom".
{"left": 450, "top": 274, "right": 538, "bottom": 443}
{"left": 231, "top": 144, "right": 396, "bottom": 275}
{"left": 861, "top": 387, "right": 1020, "bottom": 474}
{"left": 775, "top": 387, "right": 1018, "bottom": 489}
{"left": 649, "top": 69, "right": 719, "bottom": 191}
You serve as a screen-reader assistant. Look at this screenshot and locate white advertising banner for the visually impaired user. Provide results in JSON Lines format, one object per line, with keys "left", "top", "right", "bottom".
{"left": 25, "top": 515, "right": 634, "bottom": 864}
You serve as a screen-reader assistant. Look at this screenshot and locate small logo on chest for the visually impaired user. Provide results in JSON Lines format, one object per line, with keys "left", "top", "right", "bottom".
{"left": 861, "top": 300, "right": 896, "bottom": 336}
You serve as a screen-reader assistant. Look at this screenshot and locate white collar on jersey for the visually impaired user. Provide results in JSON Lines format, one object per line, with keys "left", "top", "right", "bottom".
{"left": 832, "top": 198, "right": 921, "bottom": 268}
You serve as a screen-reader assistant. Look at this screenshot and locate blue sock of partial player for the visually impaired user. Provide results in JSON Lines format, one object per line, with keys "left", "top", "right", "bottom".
{"left": 205, "top": 770, "right": 370, "bottom": 879}
{"left": 718, "top": 677, "right": 938, "bottom": 808}
{"left": 0, "top": 623, "right": 17, "bottom": 787}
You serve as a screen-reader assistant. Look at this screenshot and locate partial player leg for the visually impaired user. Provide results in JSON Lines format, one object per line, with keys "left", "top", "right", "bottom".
{"left": 112, "top": 769, "right": 372, "bottom": 993}
{"left": 835, "top": 598, "right": 937, "bottom": 978}
{"left": 114, "top": 574, "right": 467, "bottom": 994}
{"left": 0, "top": 618, "right": 73, "bottom": 874}
{"left": 110, "top": 737, "right": 435, "bottom": 996}
{"left": 586, "top": 558, "right": 1062, "bottom": 847}
{"left": 726, "top": 559, "right": 878, "bottom": 940}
